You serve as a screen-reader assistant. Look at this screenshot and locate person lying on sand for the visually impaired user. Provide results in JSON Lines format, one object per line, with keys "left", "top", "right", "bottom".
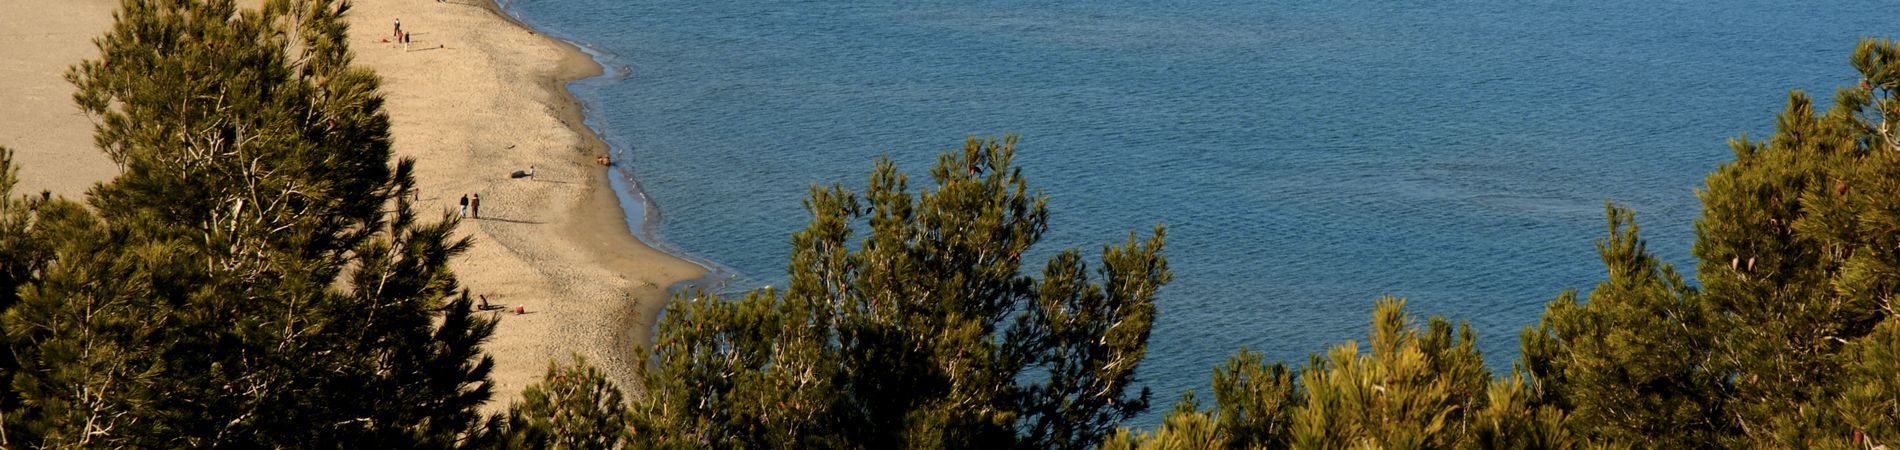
{"left": 510, "top": 165, "right": 536, "bottom": 179}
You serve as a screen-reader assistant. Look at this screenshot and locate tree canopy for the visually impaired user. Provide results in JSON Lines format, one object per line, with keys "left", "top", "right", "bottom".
{"left": 1, "top": 0, "right": 494, "bottom": 446}
{"left": 1518, "top": 37, "right": 1900, "bottom": 448}
{"left": 625, "top": 136, "right": 1171, "bottom": 449}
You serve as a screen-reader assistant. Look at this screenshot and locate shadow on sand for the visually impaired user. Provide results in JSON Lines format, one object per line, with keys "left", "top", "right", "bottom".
{"left": 475, "top": 215, "right": 544, "bottom": 225}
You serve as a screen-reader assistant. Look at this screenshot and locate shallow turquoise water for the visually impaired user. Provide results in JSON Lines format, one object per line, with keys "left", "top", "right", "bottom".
{"left": 501, "top": 0, "right": 1889, "bottom": 426}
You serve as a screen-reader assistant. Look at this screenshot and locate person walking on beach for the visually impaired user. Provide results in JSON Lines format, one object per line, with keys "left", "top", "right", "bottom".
{"left": 470, "top": 194, "right": 481, "bottom": 219}
{"left": 459, "top": 194, "right": 469, "bottom": 218}
{"left": 394, "top": 18, "right": 401, "bottom": 38}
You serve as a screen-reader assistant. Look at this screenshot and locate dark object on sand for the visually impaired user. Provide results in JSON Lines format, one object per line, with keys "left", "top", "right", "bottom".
{"left": 510, "top": 165, "right": 536, "bottom": 179}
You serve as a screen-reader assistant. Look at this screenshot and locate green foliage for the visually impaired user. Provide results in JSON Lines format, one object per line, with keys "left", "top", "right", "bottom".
{"left": 0, "top": 0, "right": 497, "bottom": 447}
{"left": 1208, "top": 349, "right": 1299, "bottom": 449}
{"left": 1465, "top": 369, "right": 1574, "bottom": 450}
{"left": 70, "top": 0, "right": 395, "bottom": 261}
{"left": 1690, "top": 37, "right": 1900, "bottom": 445}
{"left": 1822, "top": 320, "right": 1900, "bottom": 448}
{"left": 1108, "top": 299, "right": 1572, "bottom": 450}
{"left": 6, "top": 207, "right": 186, "bottom": 445}
{"left": 1518, "top": 206, "right": 1724, "bottom": 447}
{"left": 1518, "top": 38, "right": 1900, "bottom": 447}
{"left": 1099, "top": 395, "right": 1222, "bottom": 450}
{"left": 0, "top": 148, "right": 43, "bottom": 312}
{"left": 630, "top": 136, "right": 1170, "bottom": 449}
{"left": 0, "top": 148, "right": 82, "bottom": 420}
{"left": 1501, "top": 38, "right": 1900, "bottom": 448}
{"left": 499, "top": 356, "right": 636, "bottom": 450}
{"left": 1291, "top": 298, "right": 1486, "bottom": 449}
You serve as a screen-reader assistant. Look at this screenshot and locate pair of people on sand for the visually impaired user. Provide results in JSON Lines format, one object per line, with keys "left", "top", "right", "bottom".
{"left": 459, "top": 163, "right": 541, "bottom": 219}
{"left": 459, "top": 193, "right": 481, "bottom": 219}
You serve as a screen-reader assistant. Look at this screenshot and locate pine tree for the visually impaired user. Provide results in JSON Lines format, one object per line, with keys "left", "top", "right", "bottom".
{"left": 1820, "top": 319, "right": 1900, "bottom": 447}
{"left": 631, "top": 136, "right": 1170, "bottom": 449}
{"left": 1517, "top": 206, "right": 1725, "bottom": 447}
{"left": 1098, "top": 395, "right": 1223, "bottom": 450}
{"left": 1465, "top": 368, "right": 1574, "bottom": 450}
{"left": 1815, "top": 38, "right": 1900, "bottom": 447}
{"left": 1693, "top": 90, "right": 1870, "bottom": 445}
{"left": 1105, "top": 298, "right": 1572, "bottom": 450}
{"left": 497, "top": 356, "right": 636, "bottom": 450}
{"left": 6, "top": 204, "right": 184, "bottom": 445}
{"left": 0, "top": 148, "right": 94, "bottom": 443}
{"left": 1517, "top": 38, "right": 1900, "bottom": 447}
{"left": 1290, "top": 297, "right": 1486, "bottom": 449}
{"left": 1206, "top": 349, "right": 1299, "bottom": 449}
{"left": 0, "top": 148, "right": 46, "bottom": 315}
{"left": 1097, "top": 350, "right": 1297, "bottom": 450}
{"left": 2, "top": 0, "right": 497, "bottom": 446}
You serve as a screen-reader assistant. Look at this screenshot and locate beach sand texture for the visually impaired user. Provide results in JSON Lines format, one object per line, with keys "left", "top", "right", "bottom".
{"left": 0, "top": 0, "right": 118, "bottom": 198}
{"left": 0, "top": 0, "right": 704, "bottom": 405}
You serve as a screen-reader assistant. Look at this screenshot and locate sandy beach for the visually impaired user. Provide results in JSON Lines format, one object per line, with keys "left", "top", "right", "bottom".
{"left": 348, "top": 0, "right": 706, "bottom": 404}
{"left": 0, "top": 0, "right": 118, "bottom": 198}
{"left": 0, "top": 0, "right": 704, "bottom": 407}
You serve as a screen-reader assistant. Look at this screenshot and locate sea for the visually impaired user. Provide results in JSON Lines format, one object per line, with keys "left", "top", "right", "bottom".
{"left": 498, "top": 0, "right": 1890, "bottom": 427}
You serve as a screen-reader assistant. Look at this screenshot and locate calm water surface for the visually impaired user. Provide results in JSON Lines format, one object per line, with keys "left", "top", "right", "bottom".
{"left": 501, "top": 0, "right": 1888, "bottom": 426}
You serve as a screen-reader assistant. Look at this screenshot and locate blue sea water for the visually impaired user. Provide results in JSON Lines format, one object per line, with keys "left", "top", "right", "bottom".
{"left": 500, "top": 0, "right": 1890, "bottom": 427}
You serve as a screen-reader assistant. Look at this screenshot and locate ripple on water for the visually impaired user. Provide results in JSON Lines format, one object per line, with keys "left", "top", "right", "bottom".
{"left": 503, "top": 0, "right": 1890, "bottom": 428}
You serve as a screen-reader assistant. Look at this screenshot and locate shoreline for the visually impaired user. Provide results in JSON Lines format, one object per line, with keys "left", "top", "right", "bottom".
{"left": 488, "top": 4, "right": 743, "bottom": 295}
{"left": 344, "top": 0, "right": 707, "bottom": 404}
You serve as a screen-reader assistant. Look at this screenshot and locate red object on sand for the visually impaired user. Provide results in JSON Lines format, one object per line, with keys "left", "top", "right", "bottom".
{"left": 516, "top": 306, "right": 525, "bottom": 315}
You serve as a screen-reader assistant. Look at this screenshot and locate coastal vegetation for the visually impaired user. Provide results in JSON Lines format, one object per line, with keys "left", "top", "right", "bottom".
{"left": 1, "top": 0, "right": 495, "bottom": 446}
{"left": 1098, "top": 39, "right": 1900, "bottom": 449}
{"left": 625, "top": 137, "right": 1169, "bottom": 449}
{"left": 0, "top": 0, "right": 1895, "bottom": 448}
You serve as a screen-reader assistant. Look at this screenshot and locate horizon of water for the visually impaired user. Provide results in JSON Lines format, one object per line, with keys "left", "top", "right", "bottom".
{"left": 499, "top": 0, "right": 1889, "bottom": 427}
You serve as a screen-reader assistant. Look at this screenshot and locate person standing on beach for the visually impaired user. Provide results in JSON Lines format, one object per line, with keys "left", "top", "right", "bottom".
{"left": 394, "top": 18, "right": 401, "bottom": 38}
{"left": 470, "top": 194, "right": 481, "bottom": 219}
{"left": 403, "top": 31, "right": 411, "bottom": 51}
{"left": 459, "top": 194, "right": 469, "bottom": 218}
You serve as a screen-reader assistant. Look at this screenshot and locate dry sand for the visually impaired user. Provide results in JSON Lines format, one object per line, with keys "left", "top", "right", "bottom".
{"left": 0, "top": 0, "right": 119, "bottom": 198}
{"left": 0, "top": 0, "right": 705, "bottom": 406}
{"left": 348, "top": 0, "right": 706, "bottom": 404}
